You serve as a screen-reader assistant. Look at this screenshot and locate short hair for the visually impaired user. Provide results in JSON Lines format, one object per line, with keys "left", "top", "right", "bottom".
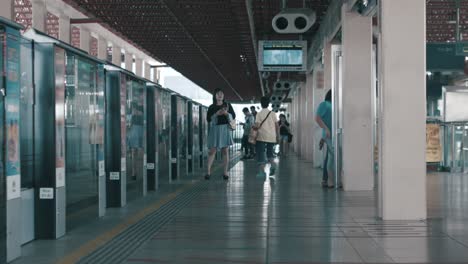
{"left": 325, "top": 90, "right": 332, "bottom": 102}
{"left": 250, "top": 106, "right": 256, "bottom": 110}
{"left": 260, "top": 96, "right": 270, "bottom": 108}
{"left": 242, "top": 107, "right": 249, "bottom": 113}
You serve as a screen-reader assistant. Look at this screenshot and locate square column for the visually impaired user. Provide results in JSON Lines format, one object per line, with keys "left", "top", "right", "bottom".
{"left": 341, "top": 4, "right": 374, "bottom": 191}
{"left": 97, "top": 37, "right": 108, "bottom": 61}
{"left": 304, "top": 75, "right": 314, "bottom": 161}
{"left": 0, "top": 0, "right": 13, "bottom": 20}
{"left": 31, "top": 0, "right": 46, "bottom": 32}
{"left": 125, "top": 52, "right": 133, "bottom": 72}
{"left": 144, "top": 62, "right": 151, "bottom": 80}
{"left": 135, "top": 58, "right": 143, "bottom": 77}
{"left": 379, "top": 0, "right": 426, "bottom": 220}
{"left": 112, "top": 44, "right": 121, "bottom": 66}
{"left": 58, "top": 13, "right": 70, "bottom": 43}
{"left": 79, "top": 28, "right": 90, "bottom": 53}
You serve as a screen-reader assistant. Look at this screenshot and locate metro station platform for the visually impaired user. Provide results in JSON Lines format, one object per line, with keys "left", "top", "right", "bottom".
{"left": 11, "top": 155, "right": 468, "bottom": 264}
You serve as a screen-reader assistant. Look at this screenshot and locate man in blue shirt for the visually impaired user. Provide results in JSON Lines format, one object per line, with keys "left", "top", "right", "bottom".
{"left": 315, "top": 90, "right": 334, "bottom": 188}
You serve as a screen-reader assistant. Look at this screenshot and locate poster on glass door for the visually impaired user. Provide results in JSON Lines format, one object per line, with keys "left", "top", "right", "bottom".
{"left": 5, "top": 30, "right": 21, "bottom": 200}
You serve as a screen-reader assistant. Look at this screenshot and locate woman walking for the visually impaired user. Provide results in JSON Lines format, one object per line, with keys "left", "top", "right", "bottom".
{"left": 255, "top": 97, "right": 279, "bottom": 180}
{"left": 205, "top": 88, "right": 236, "bottom": 180}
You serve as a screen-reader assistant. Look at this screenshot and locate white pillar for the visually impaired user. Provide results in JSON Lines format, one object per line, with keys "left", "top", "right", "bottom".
{"left": 97, "top": 36, "right": 108, "bottom": 60}
{"left": 112, "top": 44, "right": 121, "bottom": 65}
{"left": 31, "top": 0, "right": 46, "bottom": 32}
{"left": 379, "top": 0, "right": 426, "bottom": 220}
{"left": 145, "top": 62, "right": 151, "bottom": 80}
{"left": 0, "top": 0, "right": 13, "bottom": 20}
{"left": 125, "top": 52, "right": 133, "bottom": 72}
{"left": 304, "top": 77, "right": 314, "bottom": 161}
{"left": 323, "top": 42, "right": 332, "bottom": 95}
{"left": 80, "top": 28, "right": 90, "bottom": 53}
{"left": 341, "top": 4, "right": 374, "bottom": 191}
{"left": 135, "top": 58, "right": 143, "bottom": 77}
{"left": 302, "top": 82, "right": 308, "bottom": 159}
{"left": 58, "top": 13, "right": 70, "bottom": 43}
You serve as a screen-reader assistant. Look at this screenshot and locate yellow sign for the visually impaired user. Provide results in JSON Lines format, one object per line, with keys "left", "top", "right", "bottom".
{"left": 426, "top": 124, "right": 442, "bottom": 162}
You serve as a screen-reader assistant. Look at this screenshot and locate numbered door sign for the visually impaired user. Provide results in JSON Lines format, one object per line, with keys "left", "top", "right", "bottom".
{"left": 110, "top": 172, "right": 120, "bottom": 180}
{"left": 39, "top": 188, "right": 54, "bottom": 199}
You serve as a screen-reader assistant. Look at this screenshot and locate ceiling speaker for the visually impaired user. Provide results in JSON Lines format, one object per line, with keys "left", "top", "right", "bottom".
{"left": 272, "top": 8, "right": 316, "bottom": 34}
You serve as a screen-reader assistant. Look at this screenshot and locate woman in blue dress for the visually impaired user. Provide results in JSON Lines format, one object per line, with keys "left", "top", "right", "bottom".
{"left": 205, "top": 88, "right": 236, "bottom": 180}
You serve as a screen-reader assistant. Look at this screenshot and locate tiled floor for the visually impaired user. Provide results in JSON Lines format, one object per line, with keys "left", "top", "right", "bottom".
{"left": 13, "top": 155, "right": 468, "bottom": 263}
{"left": 119, "top": 157, "right": 468, "bottom": 264}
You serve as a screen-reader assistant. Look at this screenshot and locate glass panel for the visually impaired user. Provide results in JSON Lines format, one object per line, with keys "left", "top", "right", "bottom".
{"left": 464, "top": 126, "right": 468, "bottom": 173}
{"left": 65, "top": 55, "right": 98, "bottom": 211}
{"left": 20, "top": 37, "right": 34, "bottom": 189}
{"left": 454, "top": 126, "right": 464, "bottom": 169}
{"left": 126, "top": 79, "right": 145, "bottom": 197}
{"left": 178, "top": 98, "right": 187, "bottom": 180}
{"left": 158, "top": 90, "right": 171, "bottom": 184}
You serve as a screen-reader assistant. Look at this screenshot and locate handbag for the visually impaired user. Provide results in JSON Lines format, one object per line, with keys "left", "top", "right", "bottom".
{"left": 248, "top": 111, "right": 272, "bottom": 145}
{"left": 287, "top": 133, "right": 293, "bottom": 143}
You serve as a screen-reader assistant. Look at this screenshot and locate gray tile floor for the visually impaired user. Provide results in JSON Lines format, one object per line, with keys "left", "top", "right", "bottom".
{"left": 13, "top": 155, "right": 468, "bottom": 263}
{"left": 119, "top": 157, "right": 468, "bottom": 264}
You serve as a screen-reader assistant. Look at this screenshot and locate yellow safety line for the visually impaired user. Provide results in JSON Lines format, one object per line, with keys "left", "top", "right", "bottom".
{"left": 57, "top": 181, "right": 197, "bottom": 264}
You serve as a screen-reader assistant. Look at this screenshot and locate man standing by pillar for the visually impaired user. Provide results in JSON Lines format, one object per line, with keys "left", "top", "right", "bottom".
{"left": 315, "top": 90, "right": 334, "bottom": 188}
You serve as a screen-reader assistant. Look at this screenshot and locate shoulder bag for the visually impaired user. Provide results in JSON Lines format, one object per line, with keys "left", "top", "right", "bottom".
{"left": 248, "top": 111, "right": 271, "bottom": 145}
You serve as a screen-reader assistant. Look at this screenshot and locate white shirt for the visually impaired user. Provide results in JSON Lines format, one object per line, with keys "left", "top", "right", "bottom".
{"left": 255, "top": 109, "right": 278, "bottom": 143}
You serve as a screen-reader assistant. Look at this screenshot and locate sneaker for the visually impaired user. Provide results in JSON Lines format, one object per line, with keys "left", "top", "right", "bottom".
{"left": 256, "top": 171, "right": 266, "bottom": 180}
{"left": 269, "top": 165, "right": 276, "bottom": 176}
{"left": 204, "top": 174, "right": 211, "bottom": 180}
{"left": 269, "top": 175, "right": 276, "bottom": 182}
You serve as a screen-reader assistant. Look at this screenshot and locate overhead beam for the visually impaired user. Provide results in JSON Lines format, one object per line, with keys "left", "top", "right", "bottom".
{"left": 70, "top": 18, "right": 102, "bottom": 24}
{"left": 246, "top": 0, "right": 265, "bottom": 96}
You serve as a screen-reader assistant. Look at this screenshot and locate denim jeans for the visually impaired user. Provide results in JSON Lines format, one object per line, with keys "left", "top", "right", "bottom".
{"left": 323, "top": 149, "right": 328, "bottom": 183}
{"left": 256, "top": 141, "right": 275, "bottom": 164}
{"left": 323, "top": 138, "right": 334, "bottom": 183}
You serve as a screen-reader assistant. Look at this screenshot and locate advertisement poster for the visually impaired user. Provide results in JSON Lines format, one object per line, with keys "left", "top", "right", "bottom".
{"left": 5, "top": 30, "right": 21, "bottom": 200}
{"left": 55, "top": 48, "right": 66, "bottom": 187}
{"left": 426, "top": 124, "right": 442, "bottom": 163}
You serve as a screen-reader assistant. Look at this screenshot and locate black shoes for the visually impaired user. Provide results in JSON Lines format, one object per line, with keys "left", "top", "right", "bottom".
{"left": 223, "top": 175, "right": 229, "bottom": 180}
{"left": 204, "top": 174, "right": 211, "bottom": 180}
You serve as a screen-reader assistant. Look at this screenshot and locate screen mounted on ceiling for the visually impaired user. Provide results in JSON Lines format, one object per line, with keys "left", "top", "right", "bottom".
{"left": 258, "top": 40, "right": 307, "bottom": 72}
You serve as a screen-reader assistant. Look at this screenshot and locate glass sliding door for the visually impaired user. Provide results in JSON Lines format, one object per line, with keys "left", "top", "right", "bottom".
{"left": 126, "top": 79, "right": 146, "bottom": 200}
{"left": 64, "top": 54, "right": 99, "bottom": 227}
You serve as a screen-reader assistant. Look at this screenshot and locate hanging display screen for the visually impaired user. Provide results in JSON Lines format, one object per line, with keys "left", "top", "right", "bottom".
{"left": 258, "top": 40, "right": 307, "bottom": 72}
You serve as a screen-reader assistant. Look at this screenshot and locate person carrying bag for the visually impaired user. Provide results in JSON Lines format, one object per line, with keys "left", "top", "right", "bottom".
{"left": 248, "top": 111, "right": 272, "bottom": 145}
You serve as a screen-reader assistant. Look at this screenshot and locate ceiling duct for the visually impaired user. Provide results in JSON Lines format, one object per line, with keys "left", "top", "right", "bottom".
{"left": 272, "top": 8, "right": 317, "bottom": 34}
